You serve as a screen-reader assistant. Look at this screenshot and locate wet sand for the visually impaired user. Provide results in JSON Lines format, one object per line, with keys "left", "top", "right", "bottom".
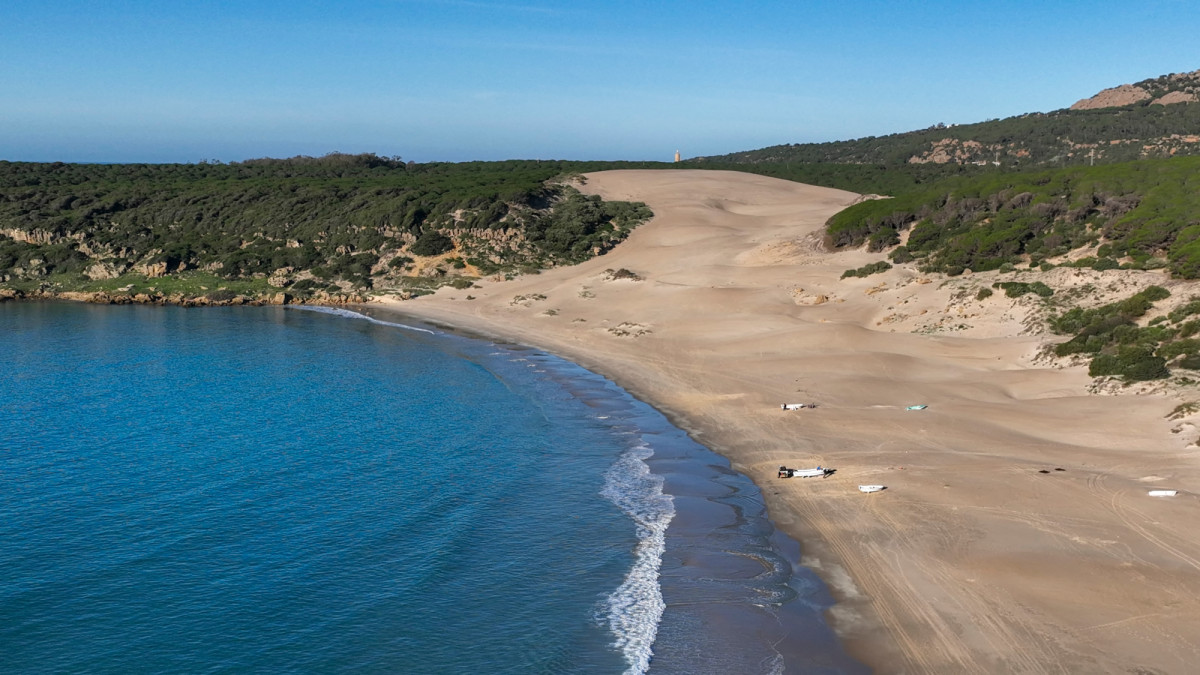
{"left": 379, "top": 170, "right": 1200, "bottom": 673}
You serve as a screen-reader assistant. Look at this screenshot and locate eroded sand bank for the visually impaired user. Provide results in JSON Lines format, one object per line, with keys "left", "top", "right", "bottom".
{"left": 380, "top": 170, "right": 1200, "bottom": 673}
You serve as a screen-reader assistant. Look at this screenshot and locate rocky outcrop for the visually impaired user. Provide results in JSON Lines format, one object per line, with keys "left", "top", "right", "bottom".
{"left": 132, "top": 261, "right": 169, "bottom": 278}
{"left": 1072, "top": 70, "right": 1200, "bottom": 110}
{"left": 1, "top": 228, "right": 59, "bottom": 245}
{"left": 1153, "top": 91, "right": 1199, "bottom": 105}
{"left": 909, "top": 138, "right": 997, "bottom": 164}
{"left": 85, "top": 262, "right": 126, "bottom": 280}
{"left": 1070, "top": 84, "right": 1152, "bottom": 110}
{"left": 268, "top": 267, "right": 294, "bottom": 287}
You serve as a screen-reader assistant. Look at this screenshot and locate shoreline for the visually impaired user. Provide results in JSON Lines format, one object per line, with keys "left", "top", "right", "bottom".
{"left": 362, "top": 304, "right": 866, "bottom": 672}
{"left": 499, "top": 336, "right": 867, "bottom": 672}
{"left": 0, "top": 288, "right": 367, "bottom": 307}
{"left": 366, "top": 301, "right": 888, "bottom": 668}
{"left": 375, "top": 169, "right": 1200, "bottom": 673}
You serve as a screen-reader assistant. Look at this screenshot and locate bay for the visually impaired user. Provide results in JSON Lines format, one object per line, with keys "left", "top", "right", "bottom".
{"left": 0, "top": 302, "right": 863, "bottom": 674}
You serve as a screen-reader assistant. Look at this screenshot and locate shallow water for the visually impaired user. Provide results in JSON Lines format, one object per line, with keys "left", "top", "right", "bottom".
{"left": 0, "top": 302, "right": 863, "bottom": 673}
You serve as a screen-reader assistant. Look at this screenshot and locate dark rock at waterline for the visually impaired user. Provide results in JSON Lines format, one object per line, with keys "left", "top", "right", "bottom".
{"left": 1, "top": 288, "right": 367, "bottom": 308}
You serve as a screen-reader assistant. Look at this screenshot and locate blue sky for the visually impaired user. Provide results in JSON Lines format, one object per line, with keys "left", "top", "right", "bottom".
{"left": 2, "top": 0, "right": 1198, "bottom": 163}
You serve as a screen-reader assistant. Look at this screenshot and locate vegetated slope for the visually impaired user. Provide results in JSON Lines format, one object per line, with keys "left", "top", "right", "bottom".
{"left": 827, "top": 155, "right": 1200, "bottom": 383}
{"left": 0, "top": 154, "right": 657, "bottom": 301}
{"left": 1070, "top": 70, "right": 1200, "bottom": 109}
{"left": 696, "top": 69, "right": 1200, "bottom": 169}
{"left": 826, "top": 156, "right": 1200, "bottom": 278}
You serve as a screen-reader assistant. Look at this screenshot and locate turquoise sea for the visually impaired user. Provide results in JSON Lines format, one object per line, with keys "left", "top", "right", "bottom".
{"left": 0, "top": 302, "right": 864, "bottom": 674}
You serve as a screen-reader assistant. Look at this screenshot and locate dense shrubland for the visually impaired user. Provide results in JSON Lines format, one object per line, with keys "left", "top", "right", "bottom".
{"left": 0, "top": 154, "right": 655, "bottom": 297}
{"left": 1046, "top": 286, "right": 1200, "bottom": 381}
{"left": 697, "top": 92, "right": 1200, "bottom": 169}
{"left": 825, "top": 157, "right": 1200, "bottom": 278}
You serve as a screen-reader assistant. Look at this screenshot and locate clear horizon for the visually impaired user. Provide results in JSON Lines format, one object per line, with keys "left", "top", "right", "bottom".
{"left": 3, "top": 0, "right": 1197, "bottom": 164}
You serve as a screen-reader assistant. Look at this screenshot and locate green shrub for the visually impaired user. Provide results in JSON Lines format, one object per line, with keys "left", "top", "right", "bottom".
{"left": 976, "top": 287, "right": 993, "bottom": 300}
{"left": 1089, "top": 346, "right": 1168, "bottom": 381}
{"left": 1168, "top": 298, "right": 1200, "bottom": 323}
{"left": 1142, "top": 285, "right": 1171, "bottom": 302}
{"left": 290, "top": 279, "right": 322, "bottom": 293}
{"left": 867, "top": 227, "right": 900, "bottom": 252}
{"left": 841, "top": 261, "right": 893, "bottom": 279}
{"left": 993, "top": 281, "right": 1054, "bottom": 298}
{"left": 1053, "top": 286, "right": 1179, "bottom": 378}
{"left": 411, "top": 230, "right": 455, "bottom": 256}
{"left": 1051, "top": 286, "right": 1168, "bottom": 334}
{"left": 1088, "top": 353, "right": 1120, "bottom": 376}
{"left": 888, "top": 246, "right": 913, "bottom": 263}
{"left": 1159, "top": 338, "right": 1200, "bottom": 360}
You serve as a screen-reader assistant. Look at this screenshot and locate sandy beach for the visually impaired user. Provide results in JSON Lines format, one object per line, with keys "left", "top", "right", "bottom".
{"left": 378, "top": 169, "right": 1200, "bottom": 673}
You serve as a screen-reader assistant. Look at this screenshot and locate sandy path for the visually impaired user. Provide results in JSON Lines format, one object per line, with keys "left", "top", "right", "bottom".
{"left": 379, "top": 170, "right": 1200, "bottom": 673}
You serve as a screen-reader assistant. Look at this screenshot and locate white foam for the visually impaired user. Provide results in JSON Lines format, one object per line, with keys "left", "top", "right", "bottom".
{"left": 285, "top": 306, "right": 436, "bottom": 334}
{"left": 598, "top": 441, "right": 676, "bottom": 675}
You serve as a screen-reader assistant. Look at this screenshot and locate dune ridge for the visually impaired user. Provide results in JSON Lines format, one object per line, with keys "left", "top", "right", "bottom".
{"left": 380, "top": 170, "right": 1200, "bottom": 673}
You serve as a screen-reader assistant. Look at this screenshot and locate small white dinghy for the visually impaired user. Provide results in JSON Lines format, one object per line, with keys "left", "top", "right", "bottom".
{"left": 1148, "top": 490, "right": 1179, "bottom": 497}
{"left": 858, "top": 485, "right": 886, "bottom": 493}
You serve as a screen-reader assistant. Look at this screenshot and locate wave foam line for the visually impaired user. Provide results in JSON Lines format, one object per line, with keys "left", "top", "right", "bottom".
{"left": 286, "top": 306, "right": 436, "bottom": 334}
{"left": 599, "top": 442, "right": 676, "bottom": 675}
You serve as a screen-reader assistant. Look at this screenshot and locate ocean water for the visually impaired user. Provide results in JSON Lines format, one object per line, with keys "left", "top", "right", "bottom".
{"left": 0, "top": 302, "right": 864, "bottom": 674}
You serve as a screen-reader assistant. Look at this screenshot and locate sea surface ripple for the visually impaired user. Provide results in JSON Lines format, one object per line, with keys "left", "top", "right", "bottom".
{"left": 0, "top": 302, "right": 864, "bottom": 674}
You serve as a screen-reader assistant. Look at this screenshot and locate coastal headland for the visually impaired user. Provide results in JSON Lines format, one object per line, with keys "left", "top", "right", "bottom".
{"left": 380, "top": 169, "right": 1200, "bottom": 673}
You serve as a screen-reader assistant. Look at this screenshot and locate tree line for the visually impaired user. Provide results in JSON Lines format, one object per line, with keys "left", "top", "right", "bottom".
{"left": 0, "top": 154, "right": 657, "bottom": 295}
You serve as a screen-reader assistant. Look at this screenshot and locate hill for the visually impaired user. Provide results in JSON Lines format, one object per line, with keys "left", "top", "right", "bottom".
{"left": 822, "top": 153, "right": 1200, "bottom": 384}
{"left": 694, "top": 69, "right": 1200, "bottom": 386}
{"left": 696, "top": 69, "right": 1200, "bottom": 169}
{"left": 0, "top": 155, "right": 657, "bottom": 304}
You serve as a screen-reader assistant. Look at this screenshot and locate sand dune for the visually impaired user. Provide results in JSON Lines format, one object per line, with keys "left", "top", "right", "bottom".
{"left": 380, "top": 170, "right": 1200, "bottom": 673}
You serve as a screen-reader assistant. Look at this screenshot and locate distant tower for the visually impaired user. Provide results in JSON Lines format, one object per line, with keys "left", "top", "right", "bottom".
{"left": 674, "top": 150, "right": 680, "bottom": 163}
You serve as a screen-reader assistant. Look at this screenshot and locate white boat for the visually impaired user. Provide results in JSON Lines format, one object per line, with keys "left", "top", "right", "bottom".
{"left": 1148, "top": 490, "right": 1178, "bottom": 497}
{"left": 792, "top": 466, "right": 828, "bottom": 478}
{"left": 905, "top": 405, "right": 927, "bottom": 411}
{"left": 781, "top": 403, "right": 813, "bottom": 410}
{"left": 858, "top": 485, "right": 886, "bottom": 493}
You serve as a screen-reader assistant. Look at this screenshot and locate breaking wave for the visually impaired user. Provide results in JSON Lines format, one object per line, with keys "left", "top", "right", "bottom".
{"left": 599, "top": 441, "right": 676, "bottom": 674}
{"left": 285, "top": 305, "right": 436, "bottom": 333}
